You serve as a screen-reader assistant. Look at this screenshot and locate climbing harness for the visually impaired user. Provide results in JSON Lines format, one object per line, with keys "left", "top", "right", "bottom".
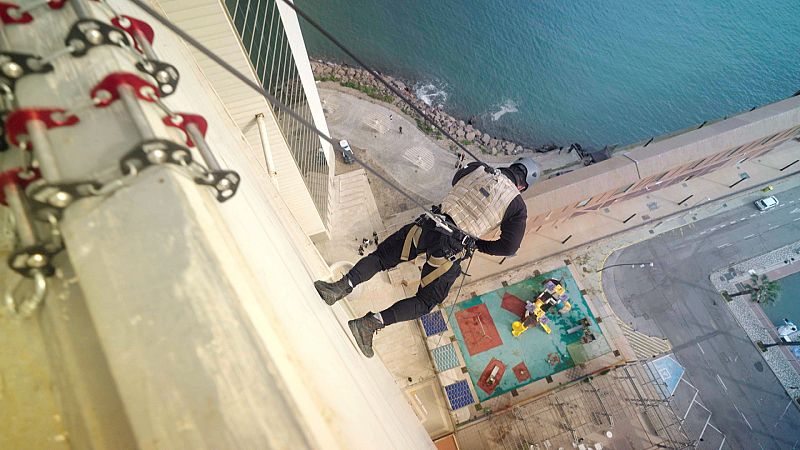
{"left": 398, "top": 211, "right": 475, "bottom": 288}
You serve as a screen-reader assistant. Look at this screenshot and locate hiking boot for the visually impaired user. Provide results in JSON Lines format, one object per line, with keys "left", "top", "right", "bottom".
{"left": 314, "top": 277, "right": 352, "bottom": 305}
{"left": 348, "top": 313, "right": 384, "bottom": 358}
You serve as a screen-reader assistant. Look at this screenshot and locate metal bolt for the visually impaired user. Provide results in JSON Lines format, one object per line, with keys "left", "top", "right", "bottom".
{"left": 217, "top": 178, "right": 232, "bottom": 191}
{"left": 7, "top": 7, "right": 22, "bottom": 19}
{"left": 2, "top": 62, "right": 23, "bottom": 79}
{"left": 140, "top": 86, "right": 156, "bottom": 99}
{"left": 48, "top": 191, "right": 72, "bottom": 208}
{"left": 70, "top": 39, "right": 86, "bottom": 52}
{"left": 148, "top": 149, "right": 168, "bottom": 164}
{"left": 108, "top": 31, "right": 123, "bottom": 44}
{"left": 26, "top": 253, "right": 47, "bottom": 268}
{"left": 93, "top": 90, "right": 111, "bottom": 105}
{"left": 156, "top": 70, "right": 170, "bottom": 83}
{"left": 85, "top": 29, "right": 104, "bottom": 45}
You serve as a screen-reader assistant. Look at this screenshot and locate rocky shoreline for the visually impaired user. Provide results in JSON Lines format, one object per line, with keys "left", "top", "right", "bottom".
{"left": 311, "top": 59, "right": 555, "bottom": 157}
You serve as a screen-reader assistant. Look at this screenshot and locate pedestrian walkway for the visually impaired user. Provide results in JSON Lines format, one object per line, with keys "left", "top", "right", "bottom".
{"left": 616, "top": 319, "right": 672, "bottom": 361}
{"left": 320, "top": 87, "right": 581, "bottom": 209}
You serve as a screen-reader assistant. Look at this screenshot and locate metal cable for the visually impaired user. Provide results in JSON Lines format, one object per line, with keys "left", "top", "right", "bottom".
{"left": 433, "top": 254, "right": 473, "bottom": 349}
{"left": 280, "top": 0, "right": 487, "bottom": 166}
{"left": 126, "top": 0, "right": 441, "bottom": 220}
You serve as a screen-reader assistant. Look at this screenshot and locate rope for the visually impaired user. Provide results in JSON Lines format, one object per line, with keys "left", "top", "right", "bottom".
{"left": 126, "top": 0, "right": 441, "bottom": 221}
{"left": 434, "top": 254, "right": 473, "bottom": 349}
{"left": 280, "top": 0, "right": 487, "bottom": 166}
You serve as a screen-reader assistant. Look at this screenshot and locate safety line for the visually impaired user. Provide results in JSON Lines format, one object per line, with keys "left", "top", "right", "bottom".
{"left": 280, "top": 0, "right": 486, "bottom": 166}
{"left": 434, "top": 254, "right": 473, "bottom": 349}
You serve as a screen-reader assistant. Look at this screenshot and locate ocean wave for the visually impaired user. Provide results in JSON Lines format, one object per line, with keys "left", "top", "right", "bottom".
{"left": 414, "top": 82, "right": 448, "bottom": 106}
{"left": 490, "top": 99, "right": 519, "bottom": 121}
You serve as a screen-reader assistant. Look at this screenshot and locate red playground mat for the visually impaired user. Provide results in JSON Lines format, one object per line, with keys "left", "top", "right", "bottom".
{"left": 512, "top": 362, "right": 530, "bottom": 382}
{"left": 455, "top": 303, "right": 502, "bottom": 356}
{"left": 477, "top": 358, "right": 506, "bottom": 395}
{"left": 500, "top": 292, "right": 526, "bottom": 319}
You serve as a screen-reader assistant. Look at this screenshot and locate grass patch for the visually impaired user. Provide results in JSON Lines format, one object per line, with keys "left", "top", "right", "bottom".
{"left": 415, "top": 118, "right": 437, "bottom": 135}
{"left": 315, "top": 75, "right": 340, "bottom": 82}
{"left": 340, "top": 80, "right": 394, "bottom": 103}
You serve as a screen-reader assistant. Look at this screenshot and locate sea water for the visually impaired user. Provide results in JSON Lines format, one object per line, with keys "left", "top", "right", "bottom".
{"left": 297, "top": 0, "right": 800, "bottom": 148}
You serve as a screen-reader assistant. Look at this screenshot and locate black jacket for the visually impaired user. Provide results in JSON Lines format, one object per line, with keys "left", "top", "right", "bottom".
{"left": 451, "top": 162, "right": 527, "bottom": 256}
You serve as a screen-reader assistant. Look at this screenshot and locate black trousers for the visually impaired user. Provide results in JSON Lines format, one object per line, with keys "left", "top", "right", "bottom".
{"left": 347, "top": 222, "right": 462, "bottom": 326}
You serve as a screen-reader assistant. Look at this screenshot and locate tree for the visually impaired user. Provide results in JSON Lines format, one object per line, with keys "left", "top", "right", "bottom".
{"left": 727, "top": 274, "right": 781, "bottom": 305}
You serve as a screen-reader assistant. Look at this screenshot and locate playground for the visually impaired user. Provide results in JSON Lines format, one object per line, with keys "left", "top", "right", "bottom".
{"left": 449, "top": 267, "right": 609, "bottom": 402}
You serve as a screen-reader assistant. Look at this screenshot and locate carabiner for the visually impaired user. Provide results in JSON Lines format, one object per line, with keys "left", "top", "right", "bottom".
{"left": 4, "top": 270, "right": 47, "bottom": 317}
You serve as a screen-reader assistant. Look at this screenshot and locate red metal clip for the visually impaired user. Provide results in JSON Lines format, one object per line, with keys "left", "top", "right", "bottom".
{"left": 0, "top": 168, "right": 41, "bottom": 205}
{"left": 5, "top": 109, "right": 80, "bottom": 147}
{"left": 46, "top": 0, "right": 68, "bottom": 9}
{"left": 162, "top": 113, "right": 208, "bottom": 148}
{"left": 0, "top": 2, "right": 33, "bottom": 24}
{"left": 111, "top": 15, "right": 154, "bottom": 54}
{"left": 91, "top": 72, "right": 158, "bottom": 107}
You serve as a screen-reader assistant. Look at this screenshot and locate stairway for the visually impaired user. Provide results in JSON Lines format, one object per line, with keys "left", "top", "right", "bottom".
{"left": 616, "top": 319, "right": 672, "bottom": 361}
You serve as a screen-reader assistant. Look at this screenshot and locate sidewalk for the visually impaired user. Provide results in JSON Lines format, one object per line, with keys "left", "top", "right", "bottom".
{"left": 710, "top": 245, "right": 800, "bottom": 400}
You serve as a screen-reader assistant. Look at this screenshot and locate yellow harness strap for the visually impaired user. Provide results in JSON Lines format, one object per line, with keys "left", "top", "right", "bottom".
{"left": 420, "top": 250, "right": 465, "bottom": 287}
{"left": 400, "top": 225, "right": 422, "bottom": 261}
{"left": 420, "top": 260, "right": 453, "bottom": 288}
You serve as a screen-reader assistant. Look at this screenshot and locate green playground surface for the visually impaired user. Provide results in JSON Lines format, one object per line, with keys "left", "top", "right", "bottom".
{"left": 449, "top": 266, "right": 609, "bottom": 402}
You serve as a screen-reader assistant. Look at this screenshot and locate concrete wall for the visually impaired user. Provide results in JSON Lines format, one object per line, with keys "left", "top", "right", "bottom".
{"left": 524, "top": 96, "right": 800, "bottom": 229}
{"left": 1, "top": 0, "right": 432, "bottom": 447}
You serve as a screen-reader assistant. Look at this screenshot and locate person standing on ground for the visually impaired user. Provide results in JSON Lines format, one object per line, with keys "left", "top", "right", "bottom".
{"left": 399, "top": 126, "right": 403, "bottom": 134}
{"left": 314, "top": 157, "right": 540, "bottom": 357}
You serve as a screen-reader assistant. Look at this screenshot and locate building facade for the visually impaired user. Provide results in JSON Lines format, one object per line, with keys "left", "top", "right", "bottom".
{"left": 524, "top": 96, "right": 800, "bottom": 230}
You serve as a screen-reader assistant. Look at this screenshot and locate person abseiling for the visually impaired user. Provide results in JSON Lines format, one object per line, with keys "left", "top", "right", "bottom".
{"left": 315, "top": 157, "right": 540, "bottom": 357}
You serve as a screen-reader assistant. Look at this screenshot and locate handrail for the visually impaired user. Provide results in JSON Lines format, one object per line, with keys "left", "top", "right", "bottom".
{"left": 255, "top": 113, "right": 279, "bottom": 189}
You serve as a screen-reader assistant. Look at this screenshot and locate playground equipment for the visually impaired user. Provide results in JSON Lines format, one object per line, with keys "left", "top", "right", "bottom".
{"left": 512, "top": 279, "right": 572, "bottom": 336}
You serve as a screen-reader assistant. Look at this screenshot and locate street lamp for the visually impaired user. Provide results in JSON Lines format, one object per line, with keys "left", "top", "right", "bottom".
{"left": 597, "top": 262, "right": 654, "bottom": 273}
{"left": 756, "top": 340, "right": 800, "bottom": 352}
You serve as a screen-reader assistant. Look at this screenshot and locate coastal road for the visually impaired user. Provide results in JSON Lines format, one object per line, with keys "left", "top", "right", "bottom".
{"left": 603, "top": 185, "right": 800, "bottom": 450}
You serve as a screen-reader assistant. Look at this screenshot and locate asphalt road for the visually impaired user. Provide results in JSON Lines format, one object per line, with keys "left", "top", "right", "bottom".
{"left": 603, "top": 185, "right": 800, "bottom": 450}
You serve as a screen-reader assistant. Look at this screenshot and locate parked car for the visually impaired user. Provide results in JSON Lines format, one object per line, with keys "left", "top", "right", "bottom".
{"left": 339, "top": 139, "right": 355, "bottom": 164}
{"left": 755, "top": 195, "right": 779, "bottom": 211}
